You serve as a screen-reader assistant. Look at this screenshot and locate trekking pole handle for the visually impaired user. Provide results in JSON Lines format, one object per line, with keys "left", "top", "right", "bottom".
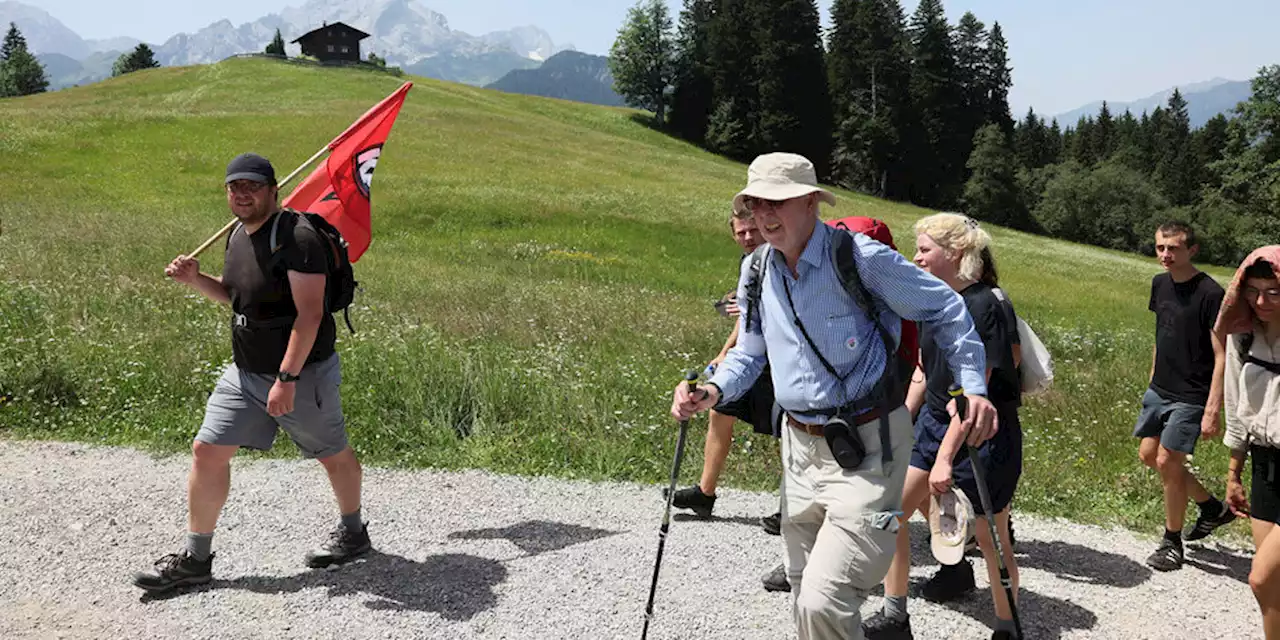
{"left": 948, "top": 384, "right": 968, "bottom": 422}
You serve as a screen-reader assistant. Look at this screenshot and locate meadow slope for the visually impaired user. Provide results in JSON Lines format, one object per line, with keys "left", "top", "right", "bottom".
{"left": 0, "top": 58, "right": 1240, "bottom": 538}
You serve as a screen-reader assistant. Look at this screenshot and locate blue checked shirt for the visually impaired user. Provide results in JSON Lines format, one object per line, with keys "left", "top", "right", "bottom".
{"left": 708, "top": 219, "right": 987, "bottom": 424}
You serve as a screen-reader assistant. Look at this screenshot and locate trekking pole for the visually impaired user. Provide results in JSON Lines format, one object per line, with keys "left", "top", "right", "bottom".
{"left": 641, "top": 369, "right": 700, "bottom": 640}
{"left": 949, "top": 384, "right": 1023, "bottom": 638}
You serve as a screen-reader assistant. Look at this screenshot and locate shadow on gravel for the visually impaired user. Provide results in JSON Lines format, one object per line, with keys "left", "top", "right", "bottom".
{"left": 447, "top": 519, "right": 621, "bottom": 558}
{"left": 144, "top": 551, "right": 507, "bottom": 622}
{"left": 1013, "top": 540, "right": 1153, "bottom": 588}
{"left": 672, "top": 513, "right": 765, "bottom": 528}
{"left": 1185, "top": 543, "right": 1253, "bottom": 584}
{"left": 932, "top": 586, "right": 1100, "bottom": 639}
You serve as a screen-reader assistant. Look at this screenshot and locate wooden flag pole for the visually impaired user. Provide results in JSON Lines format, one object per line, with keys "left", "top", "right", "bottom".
{"left": 185, "top": 144, "right": 331, "bottom": 260}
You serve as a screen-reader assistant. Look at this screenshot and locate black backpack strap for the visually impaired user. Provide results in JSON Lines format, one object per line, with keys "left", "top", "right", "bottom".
{"left": 830, "top": 228, "right": 899, "bottom": 466}
{"left": 743, "top": 245, "right": 770, "bottom": 336}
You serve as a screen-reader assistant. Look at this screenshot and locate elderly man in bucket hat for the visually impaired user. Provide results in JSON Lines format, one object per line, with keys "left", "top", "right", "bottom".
{"left": 673, "top": 152, "right": 998, "bottom": 639}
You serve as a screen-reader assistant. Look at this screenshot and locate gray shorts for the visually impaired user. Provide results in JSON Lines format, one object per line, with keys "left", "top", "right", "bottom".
{"left": 196, "top": 353, "right": 347, "bottom": 459}
{"left": 1133, "top": 387, "right": 1204, "bottom": 455}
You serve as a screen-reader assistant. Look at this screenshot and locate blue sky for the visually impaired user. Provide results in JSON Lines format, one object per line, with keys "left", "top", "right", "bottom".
{"left": 23, "top": 0, "right": 1279, "bottom": 116}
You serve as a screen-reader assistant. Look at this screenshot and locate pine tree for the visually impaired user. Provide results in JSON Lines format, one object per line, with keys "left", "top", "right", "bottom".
{"left": 0, "top": 22, "right": 48, "bottom": 97}
{"left": 705, "top": 0, "right": 761, "bottom": 159}
{"left": 983, "top": 22, "right": 1014, "bottom": 136}
{"left": 668, "top": 0, "right": 716, "bottom": 143}
{"left": 953, "top": 11, "right": 988, "bottom": 161}
{"left": 1111, "top": 109, "right": 1145, "bottom": 171}
{"left": 828, "top": 0, "right": 913, "bottom": 195}
{"left": 1193, "top": 113, "right": 1230, "bottom": 192}
{"left": 1094, "top": 101, "right": 1115, "bottom": 161}
{"left": 908, "top": 0, "right": 963, "bottom": 206}
{"left": 1153, "top": 89, "right": 1196, "bottom": 205}
{"left": 1, "top": 22, "right": 23, "bottom": 61}
{"left": 265, "top": 28, "right": 286, "bottom": 56}
{"left": 964, "top": 123, "right": 1024, "bottom": 227}
{"left": 609, "top": 0, "right": 676, "bottom": 126}
{"left": 750, "top": 0, "right": 832, "bottom": 178}
{"left": 113, "top": 43, "right": 160, "bottom": 77}
{"left": 1014, "top": 107, "right": 1041, "bottom": 169}
{"left": 1069, "top": 115, "right": 1097, "bottom": 166}
{"left": 1046, "top": 118, "right": 1063, "bottom": 165}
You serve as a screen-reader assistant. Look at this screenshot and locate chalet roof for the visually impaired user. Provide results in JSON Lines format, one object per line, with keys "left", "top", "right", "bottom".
{"left": 290, "top": 21, "right": 371, "bottom": 44}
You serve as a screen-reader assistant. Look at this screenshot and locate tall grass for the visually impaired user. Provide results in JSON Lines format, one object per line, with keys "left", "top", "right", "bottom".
{"left": 0, "top": 58, "right": 1243, "bottom": 539}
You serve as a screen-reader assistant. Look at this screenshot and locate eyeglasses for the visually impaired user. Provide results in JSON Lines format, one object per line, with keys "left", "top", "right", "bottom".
{"left": 226, "top": 181, "right": 268, "bottom": 195}
{"left": 1243, "top": 286, "right": 1280, "bottom": 303}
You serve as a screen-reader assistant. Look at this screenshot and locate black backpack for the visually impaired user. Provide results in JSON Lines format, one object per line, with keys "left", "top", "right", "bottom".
{"left": 229, "top": 209, "right": 359, "bottom": 333}
{"left": 741, "top": 228, "right": 910, "bottom": 412}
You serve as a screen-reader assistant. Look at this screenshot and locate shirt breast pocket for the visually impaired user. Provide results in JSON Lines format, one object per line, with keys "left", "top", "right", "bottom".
{"left": 824, "top": 313, "right": 863, "bottom": 355}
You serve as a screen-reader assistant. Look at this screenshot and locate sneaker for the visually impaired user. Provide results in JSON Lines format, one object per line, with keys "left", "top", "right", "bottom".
{"left": 991, "top": 630, "right": 1017, "bottom": 640}
{"left": 132, "top": 551, "right": 214, "bottom": 593}
{"left": 663, "top": 485, "right": 716, "bottom": 518}
{"left": 761, "top": 511, "right": 781, "bottom": 536}
{"left": 862, "top": 611, "right": 914, "bottom": 639}
{"left": 762, "top": 563, "right": 790, "bottom": 592}
{"left": 1185, "top": 503, "right": 1236, "bottom": 541}
{"left": 304, "top": 523, "right": 372, "bottom": 568}
{"left": 920, "top": 558, "right": 976, "bottom": 602}
{"left": 1146, "top": 538, "right": 1183, "bottom": 572}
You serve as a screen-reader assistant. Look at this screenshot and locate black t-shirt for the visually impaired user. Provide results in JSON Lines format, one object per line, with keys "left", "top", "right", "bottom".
{"left": 1149, "top": 271, "right": 1225, "bottom": 405}
{"left": 222, "top": 211, "right": 336, "bottom": 373}
{"left": 922, "top": 282, "right": 1021, "bottom": 420}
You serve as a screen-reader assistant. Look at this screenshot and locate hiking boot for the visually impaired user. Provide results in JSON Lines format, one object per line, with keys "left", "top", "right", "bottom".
{"left": 1185, "top": 503, "right": 1236, "bottom": 541}
{"left": 663, "top": 485, "right": 716, "bottom": 518}
{"left": 304, "top": 523, "right": 372, "bottom": 568}
{"left": 1146, "top": 538, "right": 1183, "bottom": 572}
{"left": 132, "top": 551, "right": 213, "bottom": 593}
{"left": 761, "top": 511, "right": 781, "bottom": 536}
{"left": 762, "top": 563, "right": 790, "bottom": 592}
{"left": 920, "top": 558, "right": 976, "bottom": 602}
{"left": 861, "top": 611, "right": 913, "bottom": 639}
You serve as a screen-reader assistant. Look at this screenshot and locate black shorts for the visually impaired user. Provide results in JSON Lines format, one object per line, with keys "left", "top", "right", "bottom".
{"left": 713, "top": 367, "right": 777, "bottom": 437}
{"left": 910, "top": 405, "right": 1023, "bottom": 516}
{"left": 1251, "top": 445, "right": 1280, "bottom": 524}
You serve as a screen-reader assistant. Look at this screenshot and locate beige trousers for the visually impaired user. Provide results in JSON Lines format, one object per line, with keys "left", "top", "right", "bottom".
{"left": 781, "top": 407, "right": 913, "bottom": 640}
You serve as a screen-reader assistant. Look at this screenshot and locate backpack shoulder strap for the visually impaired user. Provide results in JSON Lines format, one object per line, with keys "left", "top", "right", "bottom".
{"left": 225, "top": 218, "right": 244, "bottom": 252}
{"left": 268, "top": 209, "right": 293, "bottom": 255}
{"left": 743, "top": 244, "right": 770, "bottom": 334}
{"left": 829, "top": 227, "right": 876, "bottom": 319}
{"left": 829, "top": 227, "right": 900, "bottom": 467}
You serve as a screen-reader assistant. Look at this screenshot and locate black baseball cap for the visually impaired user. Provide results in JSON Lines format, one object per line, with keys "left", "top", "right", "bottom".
{"left": 225, "top": 153, "right": 276, "bottom": 185}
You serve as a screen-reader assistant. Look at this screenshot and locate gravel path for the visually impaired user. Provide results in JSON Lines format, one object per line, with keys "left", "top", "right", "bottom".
{"left": 0, "top": 439, "right": 1262, "bottom": 639}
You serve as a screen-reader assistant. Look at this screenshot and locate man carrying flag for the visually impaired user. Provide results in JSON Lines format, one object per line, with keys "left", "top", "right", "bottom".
{"left": 133, "top": 84, "right": 410, "bottom": 594}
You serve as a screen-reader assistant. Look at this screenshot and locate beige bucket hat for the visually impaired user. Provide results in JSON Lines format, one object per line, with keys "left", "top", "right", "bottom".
{"left": 732, "top": 152, "right": 837, "bottom": 213}
{"left": 929, "top": 486, "right": 975, "bottom": 566}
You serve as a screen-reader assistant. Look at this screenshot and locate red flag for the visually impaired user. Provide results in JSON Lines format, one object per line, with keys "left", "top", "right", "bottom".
{"left": 284, "top": 82, "right": 413, "bottom": 262}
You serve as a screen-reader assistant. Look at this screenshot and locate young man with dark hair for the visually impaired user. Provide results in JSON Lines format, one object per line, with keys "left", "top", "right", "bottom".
{"left": 1135, "top": 221, "right": 1234, "bottom": 572}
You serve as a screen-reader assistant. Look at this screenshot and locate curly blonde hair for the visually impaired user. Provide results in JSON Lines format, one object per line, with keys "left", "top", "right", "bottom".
{"left": 914, "top": 212, "right": 995, "bottom": 285}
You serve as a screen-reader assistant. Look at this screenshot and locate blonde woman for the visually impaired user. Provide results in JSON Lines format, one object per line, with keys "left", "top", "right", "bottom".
{"left": 1216, "top": 247, "right": 1280, "bottom": 637}
{"left": 864, "top": 213, "right": 1023, "bottom": 640}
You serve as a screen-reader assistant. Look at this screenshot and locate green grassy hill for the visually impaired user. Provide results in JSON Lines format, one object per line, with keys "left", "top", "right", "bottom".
{"left": 0, "top": 58, "right": 1241, "bottom": 538}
